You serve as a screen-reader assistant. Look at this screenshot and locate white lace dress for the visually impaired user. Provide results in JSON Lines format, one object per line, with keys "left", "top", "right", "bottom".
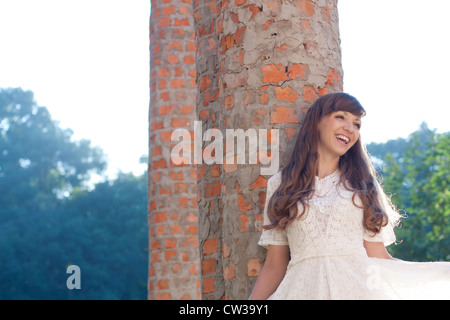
{"left": 258, "top": 171, "right": 450, "bottom": 300}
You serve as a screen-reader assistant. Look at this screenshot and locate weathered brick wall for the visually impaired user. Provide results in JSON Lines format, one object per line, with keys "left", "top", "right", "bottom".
{"left": 148, "top": 0, "right": 200, "bottom": 300}
{"left": 194, "top": 0, "right": 343, "bottom": 300}
{"left": 193, "top": 0, "right": 223, "bottom": 299}
{"left": 149, "top": 0, "right": 343, "bottom": 300}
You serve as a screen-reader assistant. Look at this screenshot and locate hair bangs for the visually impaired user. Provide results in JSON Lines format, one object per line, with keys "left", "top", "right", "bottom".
{"left": 322, "top": 92, "right": 366, "bottom": 118}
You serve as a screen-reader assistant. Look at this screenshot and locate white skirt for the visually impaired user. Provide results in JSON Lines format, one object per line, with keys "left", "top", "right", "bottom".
{"left": 269, "top": 254, "right": 450, "bottom": 300}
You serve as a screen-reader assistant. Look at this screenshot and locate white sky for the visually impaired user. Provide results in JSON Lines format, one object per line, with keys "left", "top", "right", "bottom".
{"left": 0, "top": 0, "right": 449, "bottom": 178}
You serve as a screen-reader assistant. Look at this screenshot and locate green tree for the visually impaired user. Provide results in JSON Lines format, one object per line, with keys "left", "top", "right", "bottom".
{"left": 0, "top": 88, "right": 106, "bottom": 211}
{"left": 0, "top": 88, "right": 147, "bottom": 299}
{"left": 62, "top": 172, "right": 148, "bottom": 299}
{"left": 374, "top": 124, "right": 450, "bottom": 261}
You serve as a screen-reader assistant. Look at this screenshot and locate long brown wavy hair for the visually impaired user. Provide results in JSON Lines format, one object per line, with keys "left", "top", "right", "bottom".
{"left": 265, "top": 92, "right": 396, "bottom": 235}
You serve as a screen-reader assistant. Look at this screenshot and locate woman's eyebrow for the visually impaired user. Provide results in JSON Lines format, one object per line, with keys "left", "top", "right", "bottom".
{"left": 342, "top": 111, "right": 361, "bottom": 121}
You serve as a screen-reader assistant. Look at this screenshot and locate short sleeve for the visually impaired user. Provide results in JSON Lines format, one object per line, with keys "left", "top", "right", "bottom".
{"left": 363, "top": 180, "right": 402, "bottom": 247}
{"left": 258, "top": 172, "right": 289, "bottom": 249}
{"left": 363, "top": 223, "right": 396, "bottom": 247}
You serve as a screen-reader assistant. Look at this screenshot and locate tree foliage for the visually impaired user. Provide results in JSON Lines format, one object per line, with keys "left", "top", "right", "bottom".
{"left": 0, "top": 88, "right": 147, "bottom": 299}
{"left": 367, "top": 123, "right": 450, "bottom": 261}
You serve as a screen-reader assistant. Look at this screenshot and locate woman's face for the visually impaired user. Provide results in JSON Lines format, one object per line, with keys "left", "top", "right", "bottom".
{"left": 317, "top": 110, "right": 361, "bottom": 158}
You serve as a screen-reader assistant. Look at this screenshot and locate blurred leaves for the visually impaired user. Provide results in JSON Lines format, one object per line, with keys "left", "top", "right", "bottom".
{"left": 0, "top": 88, "right": 147, "bottom": 299}
{"left": 368, "top": 123, "right": 450, "bottom": 261}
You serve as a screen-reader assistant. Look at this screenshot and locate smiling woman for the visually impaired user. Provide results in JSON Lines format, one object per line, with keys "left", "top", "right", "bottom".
{"left": 249, "top": 92, "right": 450, "bottom": 300}
{"left": 317, "top": 110, "right": 362, "bottom": 161}
{"left": 259, "top": 92, "right": 376, "bottom": 232}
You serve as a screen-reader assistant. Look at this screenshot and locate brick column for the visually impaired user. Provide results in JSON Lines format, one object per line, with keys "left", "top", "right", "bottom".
{"left": 148, "top": 0, "right": 200, "bottom": 300}
{"left": 192, "top": 0, "right": 223, "bottom": 299}
{"left": 195, "top": 0, "right": 343, "bottom": 299}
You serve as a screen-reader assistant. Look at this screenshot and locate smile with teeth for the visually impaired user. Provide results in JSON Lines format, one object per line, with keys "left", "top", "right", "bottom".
{"left": 336, "top": 134, "right": 350, "bottom": 145}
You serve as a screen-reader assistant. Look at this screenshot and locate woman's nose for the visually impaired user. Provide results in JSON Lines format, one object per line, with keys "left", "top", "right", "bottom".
{"left": 343, "top": 120, "right": 354, "bottom": 132}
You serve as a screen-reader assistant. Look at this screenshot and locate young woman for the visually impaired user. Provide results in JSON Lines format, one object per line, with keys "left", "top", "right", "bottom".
{"left": 249, "top": 92, "right": 450, "bottom": 300}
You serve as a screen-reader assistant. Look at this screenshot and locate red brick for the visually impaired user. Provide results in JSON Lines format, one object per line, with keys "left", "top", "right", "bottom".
{"left": 172, "top": 117, "right": 190, "bottom": 128}
{"left": 201, "top": 258, "right": 216, "bottom": 275}
{"left": 318, "top": 87, "right": 328, "bottom": 97}
{"left": 303, "top": 86, "right": 316, "bottom": 102}
{"left": 178, "top": 197, "right": 188, "bottom": 208}
{"left": 156, "top": 292, "right": 172, "bottom": 300}
{"left": 275, "top": 86, "right": 298, "bottom": 102}
{"left": 199, "top": 109, "right": 209, "bottom": 119}
{"left": 183, "top": 55, "right": 195, "bottom": 64}
{"left": 168, "top": 41, "right": 182, "bottom": 51}
{"left": 165, "top": 250, "right": 177, "bottom": 261}
{"left": 158, "top": 68, "right": 170, "bottom": 77}
{"left": 186, "top": 225, "right": 197, "bottom": 235}
{"left": 245, "top": 4, "right": 262, "bottom": 19}
{"left": 189, "top": 263, "right": 198, "bottom": 275}
{"left": 159, "top": 104, "right": 175, "bottom": 115}
{"left": 153, "top": 159, "right": 167, "bottom": 170}
{"left": 205, "top": 181, "right": 221, "bottom": 198}
{"left": 166, "top": 238, "right": 177, "bottom": 248}
{"left": 202, "top": 238, "right": 219, "bottom": 255}
{"left": 162, "top": 6, "right": 176, "bottom": 16}
{"left": 261, "top": 64, "right": 288, "bottom": 83}
{"left": 157, "top": 17, "right": 171, "bottom": 27}
{"left": 171, "top": 224, "right": 182, "bottom": 234}
{"left": 200, "top": 75, "right": 212, "bottom": 92}
{"left": 175, "top": 183, "right": 188, "bottom": 193}
{"left": 157, "top": 279, "right": 169, "bottom": 290}
{"left": 325, "top": 68, "right": 340, "bottom": 86}
{"left": 179, "top": 105, "right": 194, "bottom": 114}
{"left": 167, "top": 55, "right": 178, "bottom": 64}
{"left": 174, "top": 18, "right": 190, "bottom": 26}
{"left": 150, "top": 239, "right": 160, "bottom": 250}
{"left": 285, "top": 127, "right": 297, "bottom": 140}
{"left": 240, "top": 214, "right": 249, "bottom": 231}
{"left": 151, "top": 121, "right": 164, "bottom": 131}
{"left": 222, "top": 242, "right": 232, "bottom": 258}
{"left": 186, "top": 41, "right": 195, "bottom": 51}
{"left": 270, "top": 106, "right": 299, "bottom": 124}
{"left": 160, "top": 131, "right": 173, "bottom": 142}
{"left": 251, "top": 176, "right": 268, "bottom": 189}
{"left": 203, "top": 277, "right": 215, "bottom": 294}
{"left": 296, "top": 0, "right": 315, "bottom": 17}
{"left": 171, "top": 79, "right": 185, "bottom": 89}
{"left": 288, "top": 64, "right": 307, "bottom": 80}
{"left": 235, "top": 26, "right": 246, "bottom": 46}
{"left": 154, "top": 211, "right": 167, "bottom": 223}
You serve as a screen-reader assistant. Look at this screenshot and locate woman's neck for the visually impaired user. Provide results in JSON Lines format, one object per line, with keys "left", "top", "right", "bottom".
{"left": 316, "top": 155, "right": 339, "bottom": 179}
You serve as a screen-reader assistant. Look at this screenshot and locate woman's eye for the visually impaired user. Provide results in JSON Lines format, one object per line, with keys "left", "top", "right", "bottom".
{"left": 354, "top": 123, "right": 361, "bottom": 129}
{"left": 336, "top": 115, "right": 344, "bottom": 119}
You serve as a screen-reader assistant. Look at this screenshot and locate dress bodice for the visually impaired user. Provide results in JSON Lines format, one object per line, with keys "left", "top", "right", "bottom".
{"left": 257, "top": 171, "right": 450, "bottom": 300}
{"left": 286, "top": 171, "right": 367, "bottom": 265}
{"left": 258, "top": 171, "right": 392, "bottom": 264}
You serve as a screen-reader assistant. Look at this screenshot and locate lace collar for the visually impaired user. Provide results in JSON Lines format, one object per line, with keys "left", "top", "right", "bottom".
{"left": 314, "top": 170, "right": 340, "bottom": 198}
{"left": 315, "top": 169, "right": 340, "bottom": 184}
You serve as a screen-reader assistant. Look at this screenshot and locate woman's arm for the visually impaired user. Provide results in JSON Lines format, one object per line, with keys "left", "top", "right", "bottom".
{"left": 248, "top": 244, "right": 290, "bottom": 300}
{"left": 363, "top": 241, "right": 394, "bottom": 259}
